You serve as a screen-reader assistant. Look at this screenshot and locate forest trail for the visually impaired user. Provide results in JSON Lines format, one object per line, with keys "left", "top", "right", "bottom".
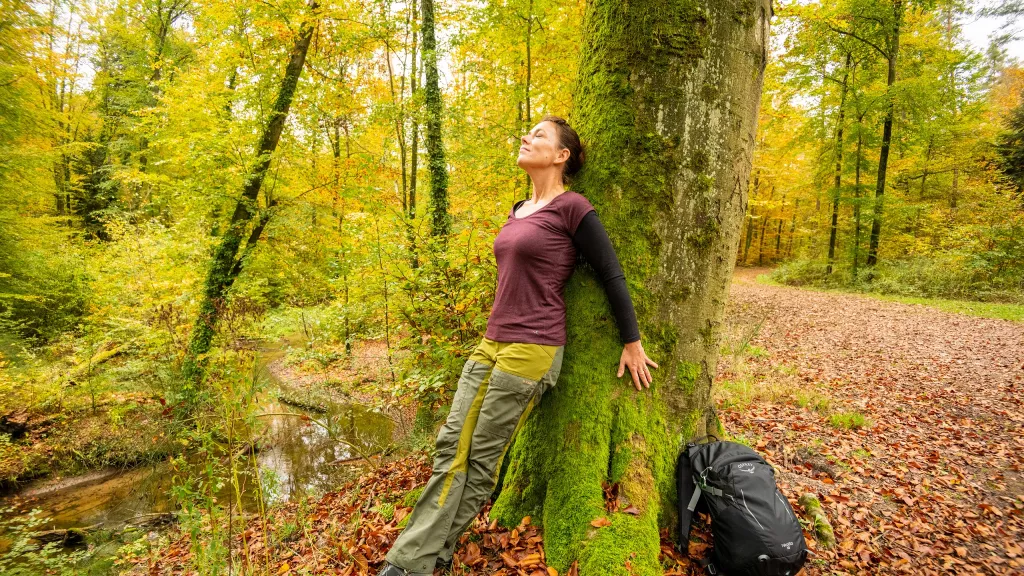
{"left": 719, "top": 268, "right": 1024, "bottom": 574}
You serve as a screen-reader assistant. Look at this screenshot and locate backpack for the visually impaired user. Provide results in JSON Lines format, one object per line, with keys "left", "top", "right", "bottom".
{"left": 676, "top": 438, "right": 808, "bottom": 575}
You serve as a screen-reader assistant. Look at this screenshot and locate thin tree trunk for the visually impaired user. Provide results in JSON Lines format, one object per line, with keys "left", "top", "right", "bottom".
{"left": 382, "top": 4, "right": 408, "bottom": 214}
{"left": 827, "top": 53, "right": 850, "bottom": 275}
{"left": 421, "top": 0, "right": 450, "bottom": 240}
{"left": 853, "top": 123, "right": 864, "bottom": 279}
{"left": 181, "top": 2, "right": 319, "bottom": 394}
{"left": 742, "top": 214, "right": 755, "bottom": 264}
{"left": 788, "top": 199, "right": 798, "bottom": 257}
{"left": 525, "top": 0, "right": 533, "bottom": 126}
{"left": 775, "top": 211, "right": 783, "bottom": 258}
{"left": 866, "top": 0, "right": 903, "bottom": 267}
{"left": 758, "top": 214, "right": 769, "bottom": 266}
{"left": 920, "top": 136, "right": 932, "bottom": 199}
{"left": 492, "top": 1, "right": 771, "bottom": 573}
{"left": 409, "top": 0, "right": 420, "bottom": 269}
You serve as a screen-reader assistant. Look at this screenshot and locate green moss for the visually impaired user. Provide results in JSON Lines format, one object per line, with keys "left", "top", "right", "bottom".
{"left": 579, "top": 512, "right": 662, "bottom": 576}
{"left": 675, "top": 362, "right": 700, "bottom": 395}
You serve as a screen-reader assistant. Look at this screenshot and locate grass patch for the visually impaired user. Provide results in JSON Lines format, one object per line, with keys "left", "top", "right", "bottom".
{"left": 867, "top": 294, "right": 1024, "bottom": 322}
{"left": 851, "top": 448, "right": 871, "bottom": 459}
{"left": 756, "top": 272, "right": 1024, "bottom": 322}
{"left": 402, "top": 485, "right": 425, "bottom": 507}
{"left": 828, "top": 411, "right": 872, "bottom": 430}
{"left": 794, "top": 390, "right": 831, "bottom": 414}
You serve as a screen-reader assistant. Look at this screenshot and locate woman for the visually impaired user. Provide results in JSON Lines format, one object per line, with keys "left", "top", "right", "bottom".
{"left": 378, "top": 115, "right": 658, "bottom": 576}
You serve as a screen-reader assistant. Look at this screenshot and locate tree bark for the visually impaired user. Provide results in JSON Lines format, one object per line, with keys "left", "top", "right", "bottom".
{"left": 758, "top": 214, "right": 769, "bottom": 266}
{"left": 491, "top": 0, "right": 771, "bottom": 573}
{"left": 827, "top": 53, "right": 850, "bottom": 275}
{"left": 852, "top": 112, "right": 864, "bottom": 278}
{"left": 181, "top": 2, "right": 319, "bottom": 394}
{"left": 742, "top": 213, "right": 755, "bottom": 264}
{"left": 421, "top": 0, "right": 450, "bottom": 240}
{"left": 409, "top": 0, "right": 420, "bottom": 269}
{"left": 866, "top": 0, "right": 903, "bottom": 267}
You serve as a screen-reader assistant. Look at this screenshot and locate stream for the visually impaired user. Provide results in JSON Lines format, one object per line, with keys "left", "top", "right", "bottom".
{"left": 0, "top": 340, "right": 395, "bottom": 566}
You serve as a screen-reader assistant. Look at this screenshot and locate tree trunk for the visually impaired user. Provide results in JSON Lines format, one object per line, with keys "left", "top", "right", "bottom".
{"left": 788, "top": 199, "right": 798, "bottom": 257}
{"left": 826, "top": 53, "right": 850, "bottom": 275}
{"left": 742, "top": 213, "right": 755, "bottom": 264}
{"left": 409, "top": 0, "right": 420, "bottom": 269}
{"left": 421, "top": 0, "right": 450, "bottom": 240}
{"left": 775, "top": 211, "right": 783, "bottom": 258}
{"left": 866, "top": 0, "right": 902, "bottom": 267}
{"left": 757, "top": 215, "right": 769, "bottom": 266}
{"left": 491, "top": 0, "right": 771, "bottom": 573}
{"left": 180, "top": 2, "right": 319, "bottom": 394}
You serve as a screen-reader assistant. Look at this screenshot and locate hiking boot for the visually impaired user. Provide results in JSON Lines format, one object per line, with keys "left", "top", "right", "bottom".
{"left": 375, "top": 561, "right": 431, "bottom": 576}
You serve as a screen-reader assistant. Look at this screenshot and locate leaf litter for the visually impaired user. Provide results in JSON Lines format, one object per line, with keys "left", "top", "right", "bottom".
{"left": 125, "top": 271, "right": 1023, "bottom": 575}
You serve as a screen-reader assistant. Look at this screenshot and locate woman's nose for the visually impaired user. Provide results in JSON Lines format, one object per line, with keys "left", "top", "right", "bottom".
{"left": 521, "top": 134, "right": 530, "bottom": 145}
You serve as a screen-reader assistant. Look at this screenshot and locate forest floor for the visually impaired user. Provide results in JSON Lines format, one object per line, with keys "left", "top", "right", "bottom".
{"left": 123, "top": 269, "right": 1024, "bottom": 576}
{"left": 717, "top": 267, "right": 1023, "bottom": 575}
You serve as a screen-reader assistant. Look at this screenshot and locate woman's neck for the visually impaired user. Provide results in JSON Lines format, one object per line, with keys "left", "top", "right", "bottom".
{"left": 529, "top": 172, "right": 566, "bottom": 203}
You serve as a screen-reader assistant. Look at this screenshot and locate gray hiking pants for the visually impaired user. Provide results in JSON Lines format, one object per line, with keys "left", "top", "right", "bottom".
{"left": 385, "top": 336, "right": 564, "bottom": 573}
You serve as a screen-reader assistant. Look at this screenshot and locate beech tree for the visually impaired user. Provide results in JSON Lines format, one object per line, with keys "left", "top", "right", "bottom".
{"left": 491, "top": 0, "right": 772, "bottom": 573}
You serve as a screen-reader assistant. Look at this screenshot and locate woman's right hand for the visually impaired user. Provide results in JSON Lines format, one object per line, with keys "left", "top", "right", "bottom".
{"left": 617, "top": 340, "right": 658, "bottom": 391}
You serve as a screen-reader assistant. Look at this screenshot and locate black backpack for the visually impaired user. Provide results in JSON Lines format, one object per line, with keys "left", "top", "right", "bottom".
{"left": 676, "top": 438, "right": 808, "bottom": 575}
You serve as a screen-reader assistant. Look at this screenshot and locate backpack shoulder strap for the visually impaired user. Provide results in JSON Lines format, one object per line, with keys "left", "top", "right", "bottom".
{"left": 675, "top": 445, "right": 699, "bottom": 555}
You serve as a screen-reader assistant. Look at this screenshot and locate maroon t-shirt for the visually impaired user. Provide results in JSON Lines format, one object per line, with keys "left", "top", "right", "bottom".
{"left": 484, "top": 191, "right": 596, "bottom": 345}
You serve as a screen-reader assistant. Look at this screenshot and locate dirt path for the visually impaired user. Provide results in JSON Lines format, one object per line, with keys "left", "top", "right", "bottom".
{"left": 718, "top": 268, "right": 1024, "bottom": 575}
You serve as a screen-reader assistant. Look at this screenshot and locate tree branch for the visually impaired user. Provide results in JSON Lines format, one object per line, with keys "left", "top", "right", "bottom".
{"left": 827, "top": 24, "right": 888, "bottom": 59}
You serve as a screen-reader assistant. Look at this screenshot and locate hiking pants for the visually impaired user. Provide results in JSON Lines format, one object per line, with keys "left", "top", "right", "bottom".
{"left": 385, "top": 336, "right": 564, "bottom": 573}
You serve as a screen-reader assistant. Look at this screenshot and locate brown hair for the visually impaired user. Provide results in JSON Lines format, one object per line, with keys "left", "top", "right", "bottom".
{"left": 540, "top": 114, "right": 585, "bottom": 185}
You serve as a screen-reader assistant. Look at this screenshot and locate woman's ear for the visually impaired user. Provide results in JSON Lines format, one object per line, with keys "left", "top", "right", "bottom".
{"left": 556, "top": 147, "right": 570, "bottom": 166}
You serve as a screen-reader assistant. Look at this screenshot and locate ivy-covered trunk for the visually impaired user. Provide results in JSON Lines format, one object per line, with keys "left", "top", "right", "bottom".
{"left": 490, "top": 0, "right": 771, "bottom": 574}
{"left": 180, "top": 2, "right": 319, "bottom": 397}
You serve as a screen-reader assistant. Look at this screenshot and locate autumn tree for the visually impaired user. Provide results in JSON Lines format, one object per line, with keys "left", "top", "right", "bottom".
{"left": 181, "top": 1, "right": 320, "bottom": 395}
{"left": 490, "top": 0, "right": 772, "bottom": 574}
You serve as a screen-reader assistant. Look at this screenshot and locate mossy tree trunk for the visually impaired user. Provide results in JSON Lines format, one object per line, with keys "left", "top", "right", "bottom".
{"left": 491, "top": 1, "right": 771, "bottom": 574}
{"left": 180, "top": 1, "right": 319, "bottom": 397}
{"left": 421, "top": 0, "right": 450, "bottom": 241}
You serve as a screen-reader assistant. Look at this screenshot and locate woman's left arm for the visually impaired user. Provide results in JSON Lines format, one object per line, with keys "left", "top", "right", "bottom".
{"left": 572, "top": 210, "right": 659, "bottom": 391}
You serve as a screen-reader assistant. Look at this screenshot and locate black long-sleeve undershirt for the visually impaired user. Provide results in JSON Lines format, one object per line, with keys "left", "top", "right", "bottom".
{"left": 571, "top": 210, "right": 642, "bottom": 344}
{"left": 511, "top": 199, "right": 641, "bottom": 344}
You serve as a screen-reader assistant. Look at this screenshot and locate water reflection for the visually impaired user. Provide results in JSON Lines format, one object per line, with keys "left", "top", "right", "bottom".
{"left": 0, "top": 379, "right": 393, "bottom": 537}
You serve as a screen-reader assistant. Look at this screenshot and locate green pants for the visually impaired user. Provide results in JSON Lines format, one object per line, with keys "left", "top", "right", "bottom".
{"left": 386, "top": 337, "right": 564, "bottom": 573}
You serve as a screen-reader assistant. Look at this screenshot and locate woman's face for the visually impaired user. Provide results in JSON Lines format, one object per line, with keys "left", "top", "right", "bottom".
{"left": 517, "top": 120, "right": 569, "bottom": 172}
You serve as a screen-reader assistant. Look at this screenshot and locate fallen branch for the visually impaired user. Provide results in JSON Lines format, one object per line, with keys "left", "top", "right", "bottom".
{"left": 276, "top": 393, "right": 328, "bottom": 414}
{"left": 798, "top": 493, "right": 836, "bottom": 548}
{"left": 32, "top": 523, "right": 101, "bottom": 546}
